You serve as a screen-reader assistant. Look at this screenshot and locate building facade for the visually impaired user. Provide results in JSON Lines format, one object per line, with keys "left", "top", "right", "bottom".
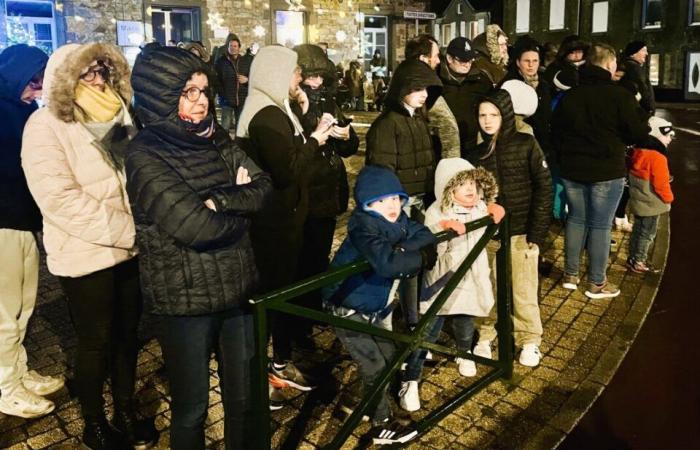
{"left": 433, "top": 0, "right": 490, "bottom": 47}
{"left": 502, "top": 0, "right": 700, "bottom": 99}
{"left": 0, "top": 0, "right": 433, "bottom": 71}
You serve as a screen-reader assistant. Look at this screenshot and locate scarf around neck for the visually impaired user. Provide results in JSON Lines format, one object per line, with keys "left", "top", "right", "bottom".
{"left": 74, "top": 82, "right": 123, "bottom": 123}
{"left": 178, "top": 111, "right": 215, "bottom": 138}
{"left": 520, "top": 71, "right": 539, "bottom": 89}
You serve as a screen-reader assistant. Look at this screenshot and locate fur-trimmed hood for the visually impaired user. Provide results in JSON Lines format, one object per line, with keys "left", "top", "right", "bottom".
{"left": 472, "top": 24, "right": 508, "bottom": 67}
{"left": 43, "top": 43, "right": 132, "bottom": 123}
{"left": 434, "top": 158, "right": 498, "bottom": 212}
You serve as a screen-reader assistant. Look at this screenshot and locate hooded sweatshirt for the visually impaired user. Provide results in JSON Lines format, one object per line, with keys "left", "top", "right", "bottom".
{"left": 420, "top": 158, "right": 497, "bottom": 317}
{"left": 323, "top": 165, "right": 436, "bottom": 314}
{"left": 21, "top": 43, "right": 137, "bottom": 277}
{"left": 366, "top": 59, "right": 443, "bottom": 196}
{"left": 0, "top": 44, "right": 47, "bottom": 231}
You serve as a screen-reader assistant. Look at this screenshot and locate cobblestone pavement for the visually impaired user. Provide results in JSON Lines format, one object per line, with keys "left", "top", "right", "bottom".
{"left": 0, "top": 111, "right": 669, "bottom": 450}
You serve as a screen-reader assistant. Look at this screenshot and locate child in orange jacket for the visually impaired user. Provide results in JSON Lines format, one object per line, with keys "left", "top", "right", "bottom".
{"left": 627, "top": 116, "right": 675, "bottom": 274}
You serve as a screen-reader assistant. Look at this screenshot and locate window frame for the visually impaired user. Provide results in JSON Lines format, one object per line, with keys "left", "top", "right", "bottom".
{"left": 516, "top": 0, "right": 531, "bottom": 34}
{"left": 549, "top": 0, "right": 566, "bottom": 31}
{"left": 641, "top": 0, "right": 663, "bottom": 30}
{"left": 591, "top": 1, "right": 609, "bottom": 34}
{"left": 689, "top": 0, "right": 700, "bottom": 26}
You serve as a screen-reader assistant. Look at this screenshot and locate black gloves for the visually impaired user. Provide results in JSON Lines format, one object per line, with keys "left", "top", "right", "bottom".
{"left": 420, "top": 242, "right": 438, "bottom": 271}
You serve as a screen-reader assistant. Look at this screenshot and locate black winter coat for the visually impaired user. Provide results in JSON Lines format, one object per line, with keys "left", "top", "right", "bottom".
{"left": 297, "top": 85, "right": 359, "bottom": 218}
{"left": 501, "top": 70, "right": 554, "bottom": 160}
{"left": 464, "top": 90, "right": 552, "bottom": 246}
{"left": 366, "top": 59, "right": 442, "bottom": 196}
{"left": 437, "top": 60, "right": 492, "bottom": 153}
{"left": 552, "top": 64, "right": 650, "bottom": 183}
{"left": 622, "top": 58, "right": 655, "bottom": 114}
{"left": 216, "top": 53, "right": 253, "bottom": 108}
{"left": 0, "top": 45, "right": 47, "bottom": 231}
{"left": 128, "top": 46, "right": 272, "bottom": 316}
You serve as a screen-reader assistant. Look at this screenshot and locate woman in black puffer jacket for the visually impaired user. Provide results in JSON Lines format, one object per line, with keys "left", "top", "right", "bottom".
{"left": 464, "top": 89, "right": 552, "bottom": 368}
{"left": 125, "top": 46, "right": 271, "bottom": 450}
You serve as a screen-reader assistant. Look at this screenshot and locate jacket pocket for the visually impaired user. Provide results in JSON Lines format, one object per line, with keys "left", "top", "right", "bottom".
{"left": 181, "top": 250, "right": 194, "bottom": 289}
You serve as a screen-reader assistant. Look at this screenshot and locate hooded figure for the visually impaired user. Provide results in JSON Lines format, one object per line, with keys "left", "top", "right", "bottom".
{"left": 21, "top": 43, "right": 159, "bottom": 449}
{"left": 543, "top": 34, "right": 589, "bottom": 93}
{"left": 500, "top": 79, "right": 538, "bottom": 135}
{"left": 236, "top": 45, "right": 328, "bottom": 371}
{"left": 127, "top": 45, "right": 271, "bottom": 450}
{"left": 0, "top": 44, "right": 63, "bottom": 422}
{"left": 366, "top": 59, "right": 443, "bottom": 196}
{"left": 421, "top": 158, "right": 497, "bottom": 317}
{"left": 472, "top": 24, "right": 509, "bottom": 86}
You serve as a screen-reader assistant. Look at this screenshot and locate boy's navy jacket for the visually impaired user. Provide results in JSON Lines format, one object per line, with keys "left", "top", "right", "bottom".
{"left": 323, "top": 165, "right": 436, "bottom": 314}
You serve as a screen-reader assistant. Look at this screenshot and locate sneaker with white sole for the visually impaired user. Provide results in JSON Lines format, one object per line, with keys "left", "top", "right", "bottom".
{"left": 269, "top": 385, "right": 284, "bottom": 411}
{"left": 585, "top": 280, "right": 621, "bottom": 299}
{"left": 269, "top": 362, "right": 316, "bottom": 391}
{"left": 21, "top": 370, "right": 64, "bottom": 396}
{"left": 398, "top": 380, "right": 420, "bottom": 412}
{"left": 562, "top": 274, "right": 580, "bottom": 290}
{"left": 614, "top": 216, "right": 634, "bottom": 232}
{"left": 519, "top": 344, "right": 541, "bottom": 367}
{"left": 0, "top": 385, "right": 55, "bottom": 418}
{"left": 473, "top": 340, "right": 492, "bottom": 359}
{"left": 455, "top": 353, "right": 477, "bottom": 377}
{"left": 369, "top": 419, "right": 418, "bottom": 445}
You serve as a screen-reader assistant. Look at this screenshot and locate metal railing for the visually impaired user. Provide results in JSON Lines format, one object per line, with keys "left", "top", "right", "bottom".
{"left": 249, "top": 215, "right": 513, "bottom": 449}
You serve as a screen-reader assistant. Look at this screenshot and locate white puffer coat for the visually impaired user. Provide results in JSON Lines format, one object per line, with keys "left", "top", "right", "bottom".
{"left": 420, "top": 158, "right": 497, "bottom": 317}
{"left": 21, "top": 43, "right": 137, "bottom": 277}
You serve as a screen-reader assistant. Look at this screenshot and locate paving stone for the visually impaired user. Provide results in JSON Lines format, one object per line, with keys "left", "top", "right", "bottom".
{"left": 26, "top": 428, "right": 67, "bottom": 449}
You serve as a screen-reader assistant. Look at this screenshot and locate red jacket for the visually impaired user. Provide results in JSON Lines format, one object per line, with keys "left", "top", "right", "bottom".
{"left": 628, "top": 140, "right": 673, "bottom": 217}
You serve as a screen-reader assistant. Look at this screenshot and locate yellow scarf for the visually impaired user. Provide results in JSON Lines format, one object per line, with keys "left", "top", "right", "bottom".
{"left": 74, "top": 81, "right": 122, "bottom": 123}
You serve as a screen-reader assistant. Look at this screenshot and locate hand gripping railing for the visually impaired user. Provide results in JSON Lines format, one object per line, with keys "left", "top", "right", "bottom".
{"left": 249, "top": 214, "right": 513, "bottom": 449}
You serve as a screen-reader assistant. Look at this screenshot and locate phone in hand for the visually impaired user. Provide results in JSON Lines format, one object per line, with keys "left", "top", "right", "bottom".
{"left": 336, "top": 117, "right": 353, "bottom": 127}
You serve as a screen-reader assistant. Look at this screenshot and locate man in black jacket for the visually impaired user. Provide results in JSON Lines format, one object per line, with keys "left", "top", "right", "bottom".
{"left": 621, "top": 40, "right": 655, "bottom": 115}
{"left": 438, "top": 37, "right": 492, "bottom": 155}
{"left": 0, "top": 44, "right": 65, "bottom": 418}
{"left": 215, "top": 33, "right": 253, "bottom": 132}
{"left": 552, "top": 44, "right": 649, "bottom": 299}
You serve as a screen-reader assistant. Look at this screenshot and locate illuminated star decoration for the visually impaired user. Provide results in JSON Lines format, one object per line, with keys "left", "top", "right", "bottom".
{"left": 286, "top": 0, "right": 305, "bottom": 11}
{"left": 253, "top": 25, "right": 266, "bottom": 37}
{"left": 206, "top": 12, "right": 224, "bottom": 31}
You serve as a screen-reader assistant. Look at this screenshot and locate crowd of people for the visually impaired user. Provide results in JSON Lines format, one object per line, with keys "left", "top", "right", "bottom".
{"left": 0, "top": 23, "right": 674, "bottom": 449}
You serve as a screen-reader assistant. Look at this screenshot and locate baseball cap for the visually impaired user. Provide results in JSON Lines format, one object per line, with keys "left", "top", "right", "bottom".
{"left": 446, "top": 37, "right": 478, "bottom": 62}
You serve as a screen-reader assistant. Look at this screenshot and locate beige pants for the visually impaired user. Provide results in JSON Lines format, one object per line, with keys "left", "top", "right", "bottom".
{"left": 477, "top": 234, "right": 542, "bottom": 347}
{"left": 0, "top": 229, "right": 39, "bottom": 394}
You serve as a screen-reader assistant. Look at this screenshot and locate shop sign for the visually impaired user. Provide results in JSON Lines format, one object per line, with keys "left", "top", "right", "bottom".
{"left": 403, "top": 10, "right": 437, "bottom": 20}
{"left": 116, "top": 20, "right": 145, "bottom": 46}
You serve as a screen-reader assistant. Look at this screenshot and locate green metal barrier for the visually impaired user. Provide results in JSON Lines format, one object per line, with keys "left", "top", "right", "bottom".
{"left": 250, "top": 215, "right": 513, "bottom": 449}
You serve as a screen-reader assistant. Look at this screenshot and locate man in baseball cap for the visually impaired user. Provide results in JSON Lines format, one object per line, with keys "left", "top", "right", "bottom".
{"left": 439, "top": 36, "right": 491, "bottom": 153}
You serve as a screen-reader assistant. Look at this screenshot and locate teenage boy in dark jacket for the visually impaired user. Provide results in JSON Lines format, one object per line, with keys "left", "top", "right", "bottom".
{"left": 215, "top": 33, "right": 253, "bottom": 131}
{"left": 323, "top": 165, "right": 436, "bottom": 446}
{"left": 552, "top": 44, "right": 649, "bottom": 299}
{"left": 0, "top": 44, "right": 66, "bottom": 419}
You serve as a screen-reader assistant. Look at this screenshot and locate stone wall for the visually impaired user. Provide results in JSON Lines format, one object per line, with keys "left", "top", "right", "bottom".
{"left": 59, "top": 0, "right": 145, "bottom": 44}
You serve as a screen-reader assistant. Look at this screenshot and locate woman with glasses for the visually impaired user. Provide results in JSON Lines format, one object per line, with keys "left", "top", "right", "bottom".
{"left": 127, "top": 46, "right": 271, "bottom": 450}
{"left": 21, "top": 43, "right": 157, "bottom": 449}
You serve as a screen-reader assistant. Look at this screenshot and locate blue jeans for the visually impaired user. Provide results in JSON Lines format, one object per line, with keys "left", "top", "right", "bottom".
{"left": 157, "top": 310, "right": 254, "bottom": 450}
{"left": 403, "top": 315, "right": 474, "bottom": 381}
{"left": 562, "top": 178, "right": 625, "bottom": 284}
{"left": 220, "top": 106, "right": 236, "bottom": 132}
{"left": 333, "top": 310, "right": 395, "bottom": 424}
{"left": 629, "top": 215, "right": 659, "bottom": 264}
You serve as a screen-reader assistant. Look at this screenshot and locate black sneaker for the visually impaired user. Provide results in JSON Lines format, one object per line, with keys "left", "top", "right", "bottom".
{"left": 369, "top": 419, "right": 418, "bottom": 445}
{"left": 112, "top": 410, "right": 158, "bottom": 449}
{"left": 627, "top": 259, "right": 661, "bottom": 274}
{"left": 83, "top": 418, "right": 129, "bottom": 450}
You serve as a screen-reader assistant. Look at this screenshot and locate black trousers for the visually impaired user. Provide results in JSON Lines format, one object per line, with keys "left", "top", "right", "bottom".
{"left": 59, "top": 258, "right": 142, "bottom": 420}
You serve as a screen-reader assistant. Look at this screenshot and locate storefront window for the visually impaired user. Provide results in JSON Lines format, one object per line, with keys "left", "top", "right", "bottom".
{"left": 642, "top": 0, "right": 662, "bottom": 28}
{"left": 649, "top": 53, "right": 660, "bottom": 86}
{"left": 690, "top": 0, "right": 700, "bottom": 24}
{"left": 150, "top": 7, "right": 200, "bottom": 46}
{"left": 4, "top": 0, "right": 56, "bottom": 53}
{"left": 275, "top": 11, "right": 305, "bottom": 47}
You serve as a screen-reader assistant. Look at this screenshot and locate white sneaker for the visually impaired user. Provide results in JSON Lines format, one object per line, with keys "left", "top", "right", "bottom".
{"left": 398, "top": 380, "right": 420, "bottom": 412}
{"left": 519, "top": 344, "right": 541, "bottom": 367}
{"left": 614, "top": 216, "right": 633, "bottom": 232}
{"left": 0, "top": 385, "right": 55, "bottom": 418}
{"left": 473, "top": 340, "right": 492, "bottom": 359}
{"left": 455, "top": 353, "right": 477, "bottom": 377}
{"left": 22, "top": 370, "right": 65, "bottom": 396}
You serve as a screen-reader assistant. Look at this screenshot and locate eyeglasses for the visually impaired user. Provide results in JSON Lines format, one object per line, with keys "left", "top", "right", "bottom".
{"left": 181, "top": 86, "right": 209, "bottom": 102}
{"left": 81, "top": 60, "right": 110, "bottom": 82}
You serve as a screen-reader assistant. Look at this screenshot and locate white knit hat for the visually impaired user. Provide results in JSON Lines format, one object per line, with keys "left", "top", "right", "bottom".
{"left": 501, "top": 79, "right": 538, "bottom": 117}
{"left": 648, "top": 116, "right": 674, "bottom": 142}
